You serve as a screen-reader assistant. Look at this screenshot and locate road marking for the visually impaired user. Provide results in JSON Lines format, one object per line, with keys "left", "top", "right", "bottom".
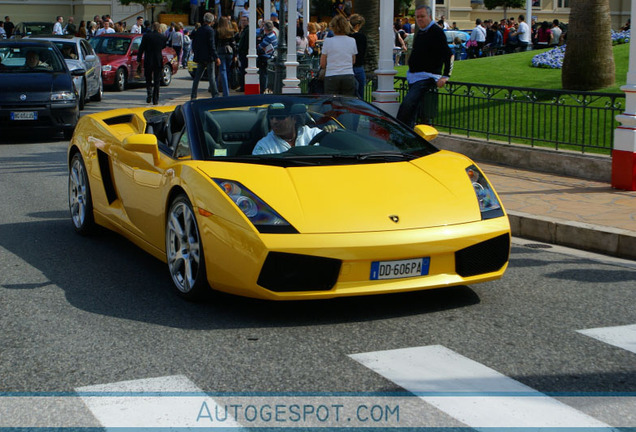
{"left": 578, "top": 324, "right": 636, "bottom": 354}
{"left": 76, "top": 375, "right": 241, "bottom": 428}
{"left": 349, "top": 345, "right": 611, "bottom": 428}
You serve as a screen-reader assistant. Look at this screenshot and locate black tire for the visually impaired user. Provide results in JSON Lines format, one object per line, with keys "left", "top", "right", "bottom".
{"left": 114, "top": 68, "right": 126, "bottom": 91}
{"left": 68, "top": 152, "right": 95, "bottom": 235}
{"left": 165, "top": 194, "right": 208, "bottom": 300}
{"left": 91, "top": 79, "right": 103, "bottom": 102}
{"left": 161, "top": 63, "right": 172, "bottom": 86}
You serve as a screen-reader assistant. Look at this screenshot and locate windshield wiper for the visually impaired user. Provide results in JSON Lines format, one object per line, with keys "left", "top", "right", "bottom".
{"left": 354, "top": 152, "right": 416, "bottom": 161}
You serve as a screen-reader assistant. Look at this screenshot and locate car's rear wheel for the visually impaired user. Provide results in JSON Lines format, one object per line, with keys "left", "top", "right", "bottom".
{"left": 166, "top": 194, "right": 208, "bottom": 300}
{"left": 91, "top": 79, "right": 103, "bottom": 102}
{"left": 115, "top": 68, "right": 126, "bottom": 91}
{"left": 68, "top": 152, "right": 95, "bottom": 235}
{"left": 161, "top": 63, "right": 172, "bottom": 86}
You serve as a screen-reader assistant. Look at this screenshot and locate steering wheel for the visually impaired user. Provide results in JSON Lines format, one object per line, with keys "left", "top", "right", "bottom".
{"left": 308, "top": 130, "right": 329, "bottom": 146}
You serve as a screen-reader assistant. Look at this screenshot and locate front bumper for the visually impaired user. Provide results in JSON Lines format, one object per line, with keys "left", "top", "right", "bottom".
{"left": 198, "top": 214, "right": 511, "bottom": 300}
{"left": 0, "top": 100, "right": 79, "bottom": 131}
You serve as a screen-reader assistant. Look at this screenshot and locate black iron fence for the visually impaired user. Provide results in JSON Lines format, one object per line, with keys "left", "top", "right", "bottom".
{"left": 358, "top": 77, "right": 625, "bottom": 155}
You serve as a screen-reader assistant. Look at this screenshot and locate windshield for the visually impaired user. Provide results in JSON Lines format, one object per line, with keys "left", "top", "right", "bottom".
{"left": 90, "top": 36, "right": 131, "bottom": 55}
{"left": 0, "top": 45, "right": 66, "bottom": 72}
{"left": 188, "top": 95, "right": 438, "bottom": 166}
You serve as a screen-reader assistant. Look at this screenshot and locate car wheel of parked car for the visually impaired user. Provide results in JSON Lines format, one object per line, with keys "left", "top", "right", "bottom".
{"left": 91, "top": 80, "right": 103, "bottom": 102}
{"left": 115, "top": 68, "right": 127, "bottom": 91}
{"left": 68, "top": 152, "right": 95, "bottom": 235}
{"left": 166, "top": 194, "right": 208, "bottom": 300}
{"left": 161, "top": 64, "right": 172, "bottom": 86}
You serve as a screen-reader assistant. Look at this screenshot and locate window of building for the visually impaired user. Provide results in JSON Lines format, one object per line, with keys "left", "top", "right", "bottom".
{"left": 532, "top": 0, "right": 540, "bottom": 7}
{"left": 557, "top": 0, "right": 569, "bottom": 7}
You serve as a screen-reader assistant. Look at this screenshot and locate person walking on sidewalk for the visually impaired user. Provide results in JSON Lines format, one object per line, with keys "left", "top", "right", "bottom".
{"left": 137, "top": 22, "right": 167, "bottom": 105}
{"left": 191, "top": 12, "right": 221, "bottom": 100}
{"left": 396, "top": 5, "right": 453, "bottom": 127}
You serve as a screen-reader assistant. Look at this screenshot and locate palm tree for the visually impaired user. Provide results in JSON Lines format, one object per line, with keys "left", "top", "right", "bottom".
{"left": 562, "top": 0, "right": 615, "bottom": 90}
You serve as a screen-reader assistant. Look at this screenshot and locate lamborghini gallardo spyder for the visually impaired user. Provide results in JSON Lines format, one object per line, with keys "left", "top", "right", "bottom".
{"left": 67, "top": 95, "right": 510, "bottom": 300}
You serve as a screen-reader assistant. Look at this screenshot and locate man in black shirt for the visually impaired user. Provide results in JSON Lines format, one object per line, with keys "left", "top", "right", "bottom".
{"left": 137, "top": 22, "right": 167, "bottom": 105}
{"left": 396, "top": 5, "right": 453, "bottom": 127}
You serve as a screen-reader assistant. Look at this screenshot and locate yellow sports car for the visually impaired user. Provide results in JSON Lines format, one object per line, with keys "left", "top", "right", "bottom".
{"left": 68, "top": 95, "right": 510, "bottom": 300}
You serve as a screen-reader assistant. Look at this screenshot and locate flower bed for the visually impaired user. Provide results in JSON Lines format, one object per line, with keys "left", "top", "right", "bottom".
{"left": 531, "top": 29, "right": 630, "bottom": 69}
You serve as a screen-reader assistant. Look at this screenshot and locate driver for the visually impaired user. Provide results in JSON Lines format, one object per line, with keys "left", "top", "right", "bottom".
{"left": 252, "top": 102, "right": 332, "bottom": 155}
{"left": 24, "top": 50, "right": 43, "bottom": 69}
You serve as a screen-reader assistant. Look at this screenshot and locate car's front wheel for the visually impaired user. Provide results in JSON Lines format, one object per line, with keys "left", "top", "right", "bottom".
{"left": 68, "top": 152, "right": 95, "bottom": 235}
{"left": 166, "top": 195, "right": 208, "bottom": 300}
{"left": 114, "top": 68, "right": 127, "bottom": 91}
{"left": 161, "top": 63, "right": 172, "bottom": 86}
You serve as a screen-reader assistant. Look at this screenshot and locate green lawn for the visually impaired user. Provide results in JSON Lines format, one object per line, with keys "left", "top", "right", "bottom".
{"left": 395, "top": 43, "right": 629, "bottom": 94}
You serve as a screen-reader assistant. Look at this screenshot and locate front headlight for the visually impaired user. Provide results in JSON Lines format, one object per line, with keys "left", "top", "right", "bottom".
{"left": 102, "top": 65, "right": 112, "bottom": 71}
{"left": 50, "top": 91, "right": 76, "bottom": 101}
{"left": 214, "top": 179, "right": 297, "bottom": 233}
{"left": 466, "top": 165, "right": 504, "bottom": 220}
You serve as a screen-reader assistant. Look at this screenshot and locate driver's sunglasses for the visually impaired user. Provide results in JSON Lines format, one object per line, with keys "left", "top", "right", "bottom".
{"left": 268, "top": 114, "right": 291, "bottom": 121}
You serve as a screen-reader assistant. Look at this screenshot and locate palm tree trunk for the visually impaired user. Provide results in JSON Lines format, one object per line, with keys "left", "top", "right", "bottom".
{"left": 562, "top": 0, "right": 615, "bottom": 90}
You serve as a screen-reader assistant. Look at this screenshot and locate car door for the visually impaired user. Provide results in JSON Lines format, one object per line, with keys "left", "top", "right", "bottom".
{"left": 80, "top": 39, "right": 99, "bottom": 95}
{"left": 130, "top": 36, "right": 143, "bottom": 82}
{"left": 109, "top": 134, "right": 175, "bottom": 250}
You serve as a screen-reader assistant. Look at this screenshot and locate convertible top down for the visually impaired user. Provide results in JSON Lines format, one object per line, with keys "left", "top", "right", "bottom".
{"left": 68, "top": 95, "right": 510, "bottom": 300}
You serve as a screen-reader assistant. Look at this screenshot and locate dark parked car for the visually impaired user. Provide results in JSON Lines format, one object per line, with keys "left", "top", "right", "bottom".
{"left": 89, "top": 33, "right": 178, "bottom": 91}
{"left": 12, "top": 22, "right": 54, "bottom": 37}
{"left": 0, "top": 40, "right": 82, "bottom": 138}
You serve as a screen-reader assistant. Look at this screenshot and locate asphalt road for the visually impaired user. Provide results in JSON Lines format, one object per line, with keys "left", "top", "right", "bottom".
{"left": 0, "top": 71, "right": 635, "bottom": 428}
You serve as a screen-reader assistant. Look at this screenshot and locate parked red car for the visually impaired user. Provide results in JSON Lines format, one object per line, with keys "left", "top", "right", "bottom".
{"left": 89, "top": 33, "right": 178, "bottom": 91}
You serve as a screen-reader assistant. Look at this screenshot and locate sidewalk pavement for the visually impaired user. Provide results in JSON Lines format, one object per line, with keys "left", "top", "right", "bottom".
{"left": 164, "top": 91, "right": 636, "bottom": 261}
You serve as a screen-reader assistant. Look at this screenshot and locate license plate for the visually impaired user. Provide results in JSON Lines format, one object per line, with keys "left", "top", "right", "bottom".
{"left": 370, "top": 257, "right": 430, "bottom": 280}
{"left": 11, "top": 111, "right": 37, "bottom": 121}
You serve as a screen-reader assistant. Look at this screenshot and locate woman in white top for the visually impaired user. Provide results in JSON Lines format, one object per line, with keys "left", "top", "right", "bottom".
{"left": 320, "top": 14, "right": 357, "bottom": 97}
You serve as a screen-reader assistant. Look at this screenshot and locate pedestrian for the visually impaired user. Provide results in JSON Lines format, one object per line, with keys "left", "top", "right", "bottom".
{"left": 320, "top": 14, "right": 357, "bottom": 97}
{"left": 216, "top": 16, "right": 236, "bottom": 97}
{"left": 137, "top": 21, "right": 167, "bottom": 105}
{"left": 510, "top": 14, "right": 531, "bottom": 52}
{"left": 64, "top": 17, "right": 76, "bottom": 35}
{"left": 190, "top": 12, "right": 221, "bottom": 100}
{"left": 348, "top": 14, "right": 367, "bottom": 99}
{"left": 169, "top": 22, "right": 184, "bottom": 64}
{"left": 256, "top": 20, "right": 277, "bottom": 94}
{"left": 190, "top": 0, "right": 200, "bottom": 25}
{"left": 0, "top": 22, "right": 6, "bottom": 39}
{"left": 77, "top": 20, "right": 87, "bottom": 38}
{"left": 396, "top": 5, "right": 452, "bottom": 127}
{"left": 182, "top": 29, "right": 192, "bottom": 68}
{"left": 53, "top": 16, "right": 64, "bottom": 35}
{"left": 131, "top": 16, "right": 143, "bottom": 34}
{"left": 231, "top": 0, "right": 246, "bottom": 20}
{"left": 236, "top": 14, "right": 249, "bottom": 92}
{"left": 96, "top": 20, "right": 114, "bottom": 36}
{"left": 4, "top": 16, "right": 14, "bottom": 38}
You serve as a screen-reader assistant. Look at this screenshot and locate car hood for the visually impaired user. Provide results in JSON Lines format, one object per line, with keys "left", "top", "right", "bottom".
{"left": 199, "top": 150, "right": 486, "bottom": 234}
{"left": 0, "top": 72, "right": 72, "bottom": 103}
{"left": 97, "top": 53, "right": 126, "bottom": 66}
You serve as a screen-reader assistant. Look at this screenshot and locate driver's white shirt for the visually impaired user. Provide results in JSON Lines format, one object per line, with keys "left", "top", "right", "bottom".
{"left": 252, "top": 125, "right": 322, "bottom": 155}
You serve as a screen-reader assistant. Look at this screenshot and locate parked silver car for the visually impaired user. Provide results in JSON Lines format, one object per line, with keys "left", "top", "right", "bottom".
{"left": 26, "top": 35, "right": 103, "bottom": 110}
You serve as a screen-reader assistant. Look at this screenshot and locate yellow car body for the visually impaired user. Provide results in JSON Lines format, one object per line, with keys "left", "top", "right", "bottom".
{"left": 68, "top": 95, "right": 510, "bottom": 300}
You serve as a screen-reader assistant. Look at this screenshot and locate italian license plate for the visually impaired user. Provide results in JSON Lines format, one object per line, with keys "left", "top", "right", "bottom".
{"left": 370, "top": 257, "right": 430, "bottom": 280}
{"left": 11, "top": 111, "right": 37, "bottom": 121}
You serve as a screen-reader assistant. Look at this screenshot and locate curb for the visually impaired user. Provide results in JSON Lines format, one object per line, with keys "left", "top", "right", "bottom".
{"left": 508, "top": 211, "right": 636, "bottom": 260}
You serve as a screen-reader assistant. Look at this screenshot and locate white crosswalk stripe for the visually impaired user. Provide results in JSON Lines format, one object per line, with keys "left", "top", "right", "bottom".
{"left": 349, "top": 345, "right": 613, "bottom": 429}
{"left": 578, "top": 324, "right": 636, "bottom": 354}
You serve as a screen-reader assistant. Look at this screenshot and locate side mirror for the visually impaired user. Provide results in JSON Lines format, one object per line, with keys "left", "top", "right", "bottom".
{"left": 414, "top": 124, "right": 439, "bottom": 141}
{"left": 131, "top": 49, "right": 138, "bottom": 56}
{"left": 85, "top": 54, "right": 97, "bottom": 62}
{"left": 123, "top": 134, "right": 160, "bottom": 162}
{"left": 71, "top": 68, "right": 86, "bottom": 76}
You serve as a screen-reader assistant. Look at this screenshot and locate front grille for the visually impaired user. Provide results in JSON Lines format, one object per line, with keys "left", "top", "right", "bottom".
{"left": 455, "top": 234, "right": 510, "bottom": 277}
{"left": 257, "top": 252, "right": 342, "bottom": 292}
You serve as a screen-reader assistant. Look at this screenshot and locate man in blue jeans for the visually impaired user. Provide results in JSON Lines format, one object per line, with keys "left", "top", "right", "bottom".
{"left": 190, "top": 12, "right": 221, "bottom": 100}
{"left": 396, "top": 5, "right": 453, "bottom": 128}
